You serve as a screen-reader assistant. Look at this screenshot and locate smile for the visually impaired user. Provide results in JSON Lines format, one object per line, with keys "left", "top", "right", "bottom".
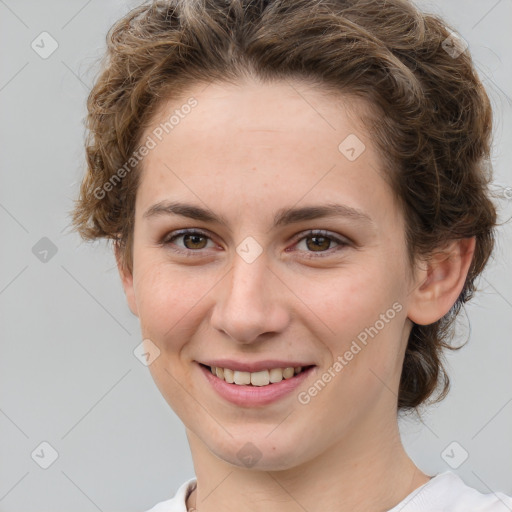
{"left": 197, "top": 363, "right": 317, "bottom": 406}
{"left": 206, "top": 364, "right": 310, "bottom": 386}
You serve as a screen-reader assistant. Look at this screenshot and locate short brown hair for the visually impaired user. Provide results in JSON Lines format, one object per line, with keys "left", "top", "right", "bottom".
{"left": 71, "top": 0, "right": 497, "bottom": 410}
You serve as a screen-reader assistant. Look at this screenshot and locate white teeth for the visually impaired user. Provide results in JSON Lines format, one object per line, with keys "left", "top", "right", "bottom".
{"left": 209, "top": 365, "right": 307, "bottom": 386}
{"left": 282, "top": 367, "right": 295, "bottom": 379}
{"left": 251, "top": 370, "right": 270, "bottom": 386}
{"left": 223, "top": 368, "right": 234, "bottom": 383}
{"left": 233, "top": 370, "right": 251, "bottom": 385}
{"left": 269, "top": 368, "right": 283, "bottom": 383}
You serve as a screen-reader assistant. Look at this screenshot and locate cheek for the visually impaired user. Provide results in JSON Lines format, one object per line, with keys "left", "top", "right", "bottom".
{"left": 302, "top": 257, "right": 408, "bottom": 377}
{"left": 299, "top": 261, "right": 402, "bottom": 334}
{"left": 133, "top": 260, "right": 210, "bottom": 344}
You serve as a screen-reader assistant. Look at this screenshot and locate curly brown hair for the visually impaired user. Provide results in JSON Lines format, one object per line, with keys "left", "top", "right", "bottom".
{"left": 71, "top": 0, "right": 497, "bottom": 410}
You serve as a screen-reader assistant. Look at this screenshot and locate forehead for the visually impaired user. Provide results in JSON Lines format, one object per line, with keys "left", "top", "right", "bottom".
{"left": 135, "top": 78, "right": 398, "bottom": 227}
{"left": 146, "top": 78, "right": 373, "bottom": 144}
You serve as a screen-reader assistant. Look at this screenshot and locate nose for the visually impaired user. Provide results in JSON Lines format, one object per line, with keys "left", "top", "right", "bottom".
{"left": 210, "top": 252, "right": 290, "bottom": 344}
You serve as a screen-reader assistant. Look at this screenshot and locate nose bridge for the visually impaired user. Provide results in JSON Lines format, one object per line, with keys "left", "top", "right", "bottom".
{"left": 211, "top": 250, "right": 289, "bottom": 343}
{"left": 229, "top": 252, "right": 267, "bottom": 305}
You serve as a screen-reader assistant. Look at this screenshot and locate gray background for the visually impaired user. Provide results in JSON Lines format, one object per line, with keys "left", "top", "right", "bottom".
{"left": 0, "top": 0, "right": 511, "bottom": 510}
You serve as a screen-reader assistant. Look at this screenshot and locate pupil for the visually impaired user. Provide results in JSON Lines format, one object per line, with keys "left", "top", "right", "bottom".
{"left": 307, "top": 236, "right": 329, "bottom": 251}
{"left": 185, "top": 234, "right": 206, "bottom": 249}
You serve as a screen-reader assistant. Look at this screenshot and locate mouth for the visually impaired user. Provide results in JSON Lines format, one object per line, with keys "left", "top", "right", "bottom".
{"left": 197, "top": 362, "right": 317, "bottom": 406}
{"left": 199, "top": 363, "right": 315, "bottom": 387}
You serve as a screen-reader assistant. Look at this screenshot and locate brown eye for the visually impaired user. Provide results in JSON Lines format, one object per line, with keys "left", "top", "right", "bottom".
{"left": 305, "top": 235, "right": 332, "bottom": 252}
{"left": 162, "top": 229, "right": 215, "bottom": 254}
{"left": 293, "top": 230, "right": 350, "bottom": 258}
{"left": 182, "top": 233, "right": 208, "bottom": 250}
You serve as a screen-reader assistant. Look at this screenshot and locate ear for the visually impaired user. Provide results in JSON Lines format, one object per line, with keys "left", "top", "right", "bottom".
{"left": 114, "top": 242, "right": 139, "bottom": 317}
{"left": 407, "top": 237, "right": 476, "bottom": 325}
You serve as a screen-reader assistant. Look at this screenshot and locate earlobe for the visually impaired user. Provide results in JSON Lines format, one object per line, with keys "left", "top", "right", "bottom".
{"left": 114, "top": 243, "right": 139, "bottom": 317}
{"left": 407, "top": 237, "right": 476, "bottom": 325}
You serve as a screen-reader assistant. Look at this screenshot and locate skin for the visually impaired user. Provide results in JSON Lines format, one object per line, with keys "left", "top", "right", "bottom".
{"left": 116, "top": 78, "right": 475, "bottom": 512}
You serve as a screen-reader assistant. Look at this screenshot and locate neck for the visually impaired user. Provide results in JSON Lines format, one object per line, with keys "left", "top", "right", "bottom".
{"left": 185, "top": 414, "right": 430, "bottom": 512}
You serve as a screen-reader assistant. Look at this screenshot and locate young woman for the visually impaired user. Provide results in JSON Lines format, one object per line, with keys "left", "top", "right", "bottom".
{"left": 72, "top": 0, "right": 511, "bottom": 510}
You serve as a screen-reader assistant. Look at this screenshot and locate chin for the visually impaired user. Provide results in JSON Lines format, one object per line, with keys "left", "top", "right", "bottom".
{"left": 207, "top": 430, "right": 307, "bottom": 471}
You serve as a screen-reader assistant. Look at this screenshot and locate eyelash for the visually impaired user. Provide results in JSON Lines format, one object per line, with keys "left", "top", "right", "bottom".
{"left": 160, "top": 228, "right": 350, "bottom": 259}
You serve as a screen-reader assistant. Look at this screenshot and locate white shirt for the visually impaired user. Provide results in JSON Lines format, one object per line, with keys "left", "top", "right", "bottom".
{"left": 144, "top": 471, "right": 512, "bottom": 512}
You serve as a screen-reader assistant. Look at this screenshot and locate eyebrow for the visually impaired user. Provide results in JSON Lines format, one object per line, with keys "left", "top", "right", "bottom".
{"left": 143, "top": 200, "right": 373, "bottom": 228}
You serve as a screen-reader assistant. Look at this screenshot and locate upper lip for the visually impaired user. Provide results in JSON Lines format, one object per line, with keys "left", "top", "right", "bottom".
{"left": 198, "top": 359, "right": 315, "bottom": 373}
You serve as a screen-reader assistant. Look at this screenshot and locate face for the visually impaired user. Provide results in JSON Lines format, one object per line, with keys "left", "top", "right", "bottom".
{"left": 120, "top": 78, "right": 419, "bottom": 470}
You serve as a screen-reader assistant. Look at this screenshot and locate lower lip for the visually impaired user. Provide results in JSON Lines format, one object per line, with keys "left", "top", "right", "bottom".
{"left": 197, "top": 363, "right": 316, "bottom": 407}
